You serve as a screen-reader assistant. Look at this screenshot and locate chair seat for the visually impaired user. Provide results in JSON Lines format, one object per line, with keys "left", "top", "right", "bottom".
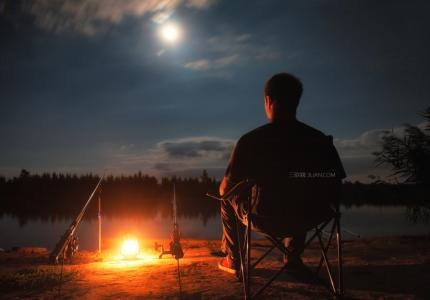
{"left": 250, "top": 207, "right": 335, "bottom": 238}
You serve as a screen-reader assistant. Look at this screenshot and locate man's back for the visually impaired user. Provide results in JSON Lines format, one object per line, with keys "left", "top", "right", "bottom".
{"left": 226, "top": 119, "right": 344, "bottom": 182}
{"left": 224, "top": 119, "right": 345, "bottom": 230}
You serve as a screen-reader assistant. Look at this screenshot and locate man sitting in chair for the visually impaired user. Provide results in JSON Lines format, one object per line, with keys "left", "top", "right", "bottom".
{"left": 218, "top": 72, "right": 346, "bottom": 277}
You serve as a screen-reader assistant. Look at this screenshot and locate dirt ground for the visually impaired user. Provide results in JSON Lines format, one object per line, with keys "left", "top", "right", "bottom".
{"left": 1, "top": 236, "right": 430, "bottom": 299}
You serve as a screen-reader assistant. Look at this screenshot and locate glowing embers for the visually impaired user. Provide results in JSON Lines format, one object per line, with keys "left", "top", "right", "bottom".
{"left": 121, "top": 238, "right": 139, "bottom": 259}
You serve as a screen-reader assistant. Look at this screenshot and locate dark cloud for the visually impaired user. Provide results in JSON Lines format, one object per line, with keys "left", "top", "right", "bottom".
{"left": 153, "top": 162, "right": 172, "bottom": 171}
{"left": 160, "top": 138, "right": 233, "bottom": 159}
{"left": 107, "top": 137, "right": 234, "bottom": 178}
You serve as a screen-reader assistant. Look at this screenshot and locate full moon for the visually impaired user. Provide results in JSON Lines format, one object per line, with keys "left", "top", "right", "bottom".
{"left": 159, "top": 23, "right": 182, "bottom": 44}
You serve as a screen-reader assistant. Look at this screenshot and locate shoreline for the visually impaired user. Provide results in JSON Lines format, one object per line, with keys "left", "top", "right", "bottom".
{"left": 1, "top": 235, "right": 429, "bottom": 299}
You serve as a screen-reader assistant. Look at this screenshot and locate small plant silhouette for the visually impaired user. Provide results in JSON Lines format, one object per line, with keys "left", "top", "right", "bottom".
{"left": 373, "top": 107, "right": 430, "bottom": 186}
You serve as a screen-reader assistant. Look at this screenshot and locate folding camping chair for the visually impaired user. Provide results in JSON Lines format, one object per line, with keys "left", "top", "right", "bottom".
{"left": 223, "top": 179, "right": 344, "bottom": 300}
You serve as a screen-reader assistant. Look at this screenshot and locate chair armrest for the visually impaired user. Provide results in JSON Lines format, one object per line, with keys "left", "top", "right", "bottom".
{"left": 223, "top": 179, "right": 255, "bottom": 201}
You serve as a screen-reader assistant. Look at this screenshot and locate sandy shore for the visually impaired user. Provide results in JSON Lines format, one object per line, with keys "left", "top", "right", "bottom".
{"left": 1, "top": 236, "right": 429, "bottom": 299}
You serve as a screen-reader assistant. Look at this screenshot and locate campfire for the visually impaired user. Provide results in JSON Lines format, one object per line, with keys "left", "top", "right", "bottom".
{"left": 120, "top": 238, "right": 139, "bottom": 259}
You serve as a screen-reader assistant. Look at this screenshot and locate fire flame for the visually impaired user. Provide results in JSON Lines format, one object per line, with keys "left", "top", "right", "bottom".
{"left": 121, "top": 239, "right": 139, "bottom": 258}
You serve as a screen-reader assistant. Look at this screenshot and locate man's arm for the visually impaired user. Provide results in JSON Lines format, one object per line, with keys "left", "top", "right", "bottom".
{"left": 219, "top": 137, "right": 247, "bottom": 197}
{"left": 327, "top": 136, "right": 346, "bottom": 206}
{"left": 219, "top": 176, "right": 228, "bottom": 197}
{"left": 328, "top": 136, "right": 347, "bottom": 180}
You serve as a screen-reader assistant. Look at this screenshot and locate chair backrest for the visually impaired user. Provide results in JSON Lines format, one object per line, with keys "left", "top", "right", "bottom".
{"left": 248, "top": 136, "right": 343, "bottom": 236}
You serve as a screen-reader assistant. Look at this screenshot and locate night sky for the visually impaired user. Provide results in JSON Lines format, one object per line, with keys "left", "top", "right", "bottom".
{"left": 1, "top": 0, "right": 429, "bottom": 181}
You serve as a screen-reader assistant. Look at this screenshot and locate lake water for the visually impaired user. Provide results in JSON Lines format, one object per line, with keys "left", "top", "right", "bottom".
{"left": 0, "top": 205, "right": 428, "bottom": 251}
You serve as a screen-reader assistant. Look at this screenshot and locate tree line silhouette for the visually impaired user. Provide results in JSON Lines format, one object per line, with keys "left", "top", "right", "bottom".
{"left": 0, "top": 169, "right": 219, "bottom": 226}
{"left": 0, "top": 169, "right": 428, "bottom": 226}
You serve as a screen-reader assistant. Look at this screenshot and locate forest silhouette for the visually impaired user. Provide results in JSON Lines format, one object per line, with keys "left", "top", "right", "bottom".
{"left": 0, "top": 170, "right": 219, "bottom": 226}
{"left": 0, "top": 169, "right": 428, "bottom": 227}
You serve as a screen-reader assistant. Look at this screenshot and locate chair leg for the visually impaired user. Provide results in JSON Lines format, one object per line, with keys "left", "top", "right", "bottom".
{"left": 249, "top": 235, "right": 290, "bottom": 299}
{"left": 245, "top": 216, "right": 251, "bottom": 299}
{"left": 251, "top": 245, "right": 276, "bottom": 270}
{"left": 304, "top": 218, "right": 332, "bottom": 249}
{"left": 235, "top": 216, "right": 249, "bottom": 299}
{"left": 336, "top": 214, "right": 344, "bottom": 297}
{"left": 317, "top": 231, "right": 337, "bottom": 295}
{"left": 316, "top": 220, "right": 336, "bottom": 275}
{"left": 253, "top": 263, "right": 287, "bottom": 299}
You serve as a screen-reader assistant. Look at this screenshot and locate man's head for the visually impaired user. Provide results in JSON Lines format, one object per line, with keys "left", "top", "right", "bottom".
{"left": 264, "top": 72, "right": 303, "bottom": 122}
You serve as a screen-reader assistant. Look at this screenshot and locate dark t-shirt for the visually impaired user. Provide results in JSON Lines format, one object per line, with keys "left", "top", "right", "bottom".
{"left": 223, "top": 120, "right": 346, "bottom": 229}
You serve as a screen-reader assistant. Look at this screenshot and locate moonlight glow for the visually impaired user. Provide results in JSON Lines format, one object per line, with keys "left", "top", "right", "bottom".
{"left": 159, "top": 23, "right": 182, "bottom": 44}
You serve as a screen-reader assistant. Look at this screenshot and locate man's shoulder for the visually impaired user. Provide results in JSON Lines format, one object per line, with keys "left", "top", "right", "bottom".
{"left": 238, "top": 123, "right": 273, "bottom": 143}
{"left": 239, "top": 121, "right": 327, "bottom": 142}
{"left": 295, "top": 121, "right": 327, "bottom": 138}
{"left": 243, "top": 123, "right": 273, "bottom": 137}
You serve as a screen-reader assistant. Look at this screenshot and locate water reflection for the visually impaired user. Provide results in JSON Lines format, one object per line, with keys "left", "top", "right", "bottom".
{"left": 405, "top": 205, "right": 430, "bottom": 224}
{"left": 0, "top": 205, "right": 429, "bottom": 251}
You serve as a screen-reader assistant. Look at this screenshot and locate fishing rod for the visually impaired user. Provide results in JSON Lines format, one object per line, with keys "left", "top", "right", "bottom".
{"left": 157, "top": 184, "right": 184, "bottom": 259}
{"left": 155, "top": 183, "right": 184, "bottom": 297}
{"left": 49, "top": 174, "right": 105, "bottom": 264}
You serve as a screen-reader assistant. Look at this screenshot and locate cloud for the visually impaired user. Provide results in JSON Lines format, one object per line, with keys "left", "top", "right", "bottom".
{"left": 333, "top": 128, "right": 396, "bottom": 182}
{"left": 184, "top": 59, "right": 210, "bottom": 70}
{"left": 109, "top": 121, "right": 429, "bottom": 181}
{"left": 235, "top": 33, "right": 251, "bottom": 42}
{"left": 119, "top": 144, "right": 136, "bottom": 151}
{"left": 333, "top": 122, "right": 428, "bottom": 182}
{"left": 153, "top": 162, "right": 172, "bottom": 171}
{"left": 215, "top": 54, "right": 240, "bottom": 66}
{"left": 112, "top": 129, "right": 388, "bottom": 181}
{"left": 115, "top": 129, "right": 390, "bottom": 181}
{"left": 184, "top": 54, "right": 239, "bottom": 70}
{"left": 206, "top": 34, "right": 279, "bottom": 60}
{"left": 334, "top": 129, "right": 390, "bottom": 159}
{"left": 159, "top": 137, "right": 233, "bottom": 159}
{"left": 151, "top": 10, "right": 173, "bottom": 24}
{"left": 333, "top": 123, "right": 428, "bottom": 159}
{"left": 2, "top": 0, "right": 216, "bottom": 35}
{"left": 184, "top": 33, "right": 279, "bottom": 71}
{"left": 157, "top": 49, "right": 166, "bottom": 56}
{"left": 185, "top": 0, "right": 218, "bottom": 9}
{"left": 112, "top": 136, "right": 234, "bottom": 177}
